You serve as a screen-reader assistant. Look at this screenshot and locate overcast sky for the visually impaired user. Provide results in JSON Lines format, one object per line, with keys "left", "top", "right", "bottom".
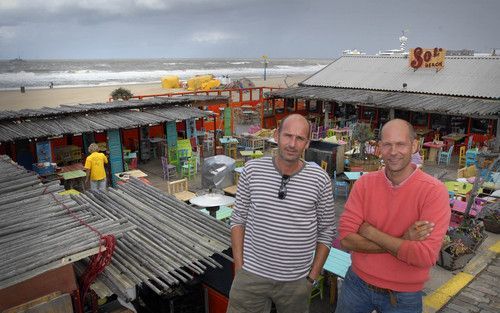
{"left": 0, "top": 0, "right": 498, "bottom": 59}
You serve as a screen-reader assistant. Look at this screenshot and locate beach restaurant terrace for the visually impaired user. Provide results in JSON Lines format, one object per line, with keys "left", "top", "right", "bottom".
{"left": 265, "top": 55, "right": 500, "bottom": 150}
{"left": 0, "top": 95, "right": 229, "bottom": 184}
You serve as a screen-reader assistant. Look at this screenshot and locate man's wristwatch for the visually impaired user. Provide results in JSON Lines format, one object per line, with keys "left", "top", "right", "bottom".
{"left": 306, "top": 275, "right": 319, "bottom": 288}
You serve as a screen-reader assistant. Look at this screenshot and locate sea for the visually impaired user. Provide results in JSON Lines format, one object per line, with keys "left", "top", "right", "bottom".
{"left": 0, "top": 58, "right": 332, "bottom": 91}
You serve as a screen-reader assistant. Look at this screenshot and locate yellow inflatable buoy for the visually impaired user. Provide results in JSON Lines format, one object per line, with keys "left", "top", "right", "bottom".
{"left": 201, "top": 79, "right": 221, "bottom": 91}
{"left": 161, "top": 75, "right": 180, "bottom": 89}
{"left": 187, "top": 74, "right": 213, "bottom": 91}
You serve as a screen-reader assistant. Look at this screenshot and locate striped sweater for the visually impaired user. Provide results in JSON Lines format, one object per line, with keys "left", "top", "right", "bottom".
{"left": 231, "top": 156, "right": 336, "bottom": 281}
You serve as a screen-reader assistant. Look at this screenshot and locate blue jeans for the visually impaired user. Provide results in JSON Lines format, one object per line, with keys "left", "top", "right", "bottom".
{"left": 335, "top": 268, "right": 422, "bottom": 313}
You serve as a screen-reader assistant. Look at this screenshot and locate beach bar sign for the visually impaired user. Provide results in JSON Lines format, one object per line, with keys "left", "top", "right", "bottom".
{"left": 409, "top": 47, "right": 446, "bottom": 70}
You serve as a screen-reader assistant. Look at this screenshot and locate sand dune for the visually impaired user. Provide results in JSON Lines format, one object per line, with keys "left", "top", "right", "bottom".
{"left": 0, "top": 75, "right": 307, "bottom": 111}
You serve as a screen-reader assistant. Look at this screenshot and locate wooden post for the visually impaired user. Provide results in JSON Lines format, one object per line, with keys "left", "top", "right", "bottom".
{"left": 495, "top": 118, "right": 500, "bottom": 151}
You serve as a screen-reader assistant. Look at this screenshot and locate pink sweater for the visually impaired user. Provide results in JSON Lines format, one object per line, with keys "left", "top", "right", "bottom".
{"left": 339, "top": 168, "right": 451, "bottom": 292}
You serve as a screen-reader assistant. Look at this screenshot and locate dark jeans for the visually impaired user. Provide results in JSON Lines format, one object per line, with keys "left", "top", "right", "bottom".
{"left": 336, "top": 268, "right": 423, "bottom": 313}
{"left": 227, "top": 269, "right": 312, "bottom": 313}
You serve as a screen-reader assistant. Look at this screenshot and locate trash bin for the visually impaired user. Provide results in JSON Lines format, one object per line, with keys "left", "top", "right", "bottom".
{"left": 20, "top": 86, "right": 25, "bottom": 93}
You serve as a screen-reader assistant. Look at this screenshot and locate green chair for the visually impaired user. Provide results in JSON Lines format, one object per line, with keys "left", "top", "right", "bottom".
{"left": 168, "top": 147, "right": 179, "bottom": 171}
{"left": 309, "top": 274, "right": 325, "bottom": 303}
{"left": 181, "top": 156, "right": 197, "bottom": 180}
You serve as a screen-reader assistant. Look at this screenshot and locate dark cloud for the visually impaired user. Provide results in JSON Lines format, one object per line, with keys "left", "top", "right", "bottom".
{"left": 0, "top": 0, "right": 498, "bottom": 59}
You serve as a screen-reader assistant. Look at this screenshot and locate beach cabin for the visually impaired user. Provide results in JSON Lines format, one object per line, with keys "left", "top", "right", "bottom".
{"left": 0, "top": 95, "right": 228, "bottom": 188}
{"left": 265, "top": 55, "right": 500, "bottom": 151}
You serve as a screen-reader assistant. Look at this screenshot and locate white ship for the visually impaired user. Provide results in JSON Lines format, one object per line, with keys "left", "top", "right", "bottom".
{"left": 377, "top": 32, "right": 409, "bottom": 56}
{"left": 342, "top": 49, "right": 366, "bottom": 56}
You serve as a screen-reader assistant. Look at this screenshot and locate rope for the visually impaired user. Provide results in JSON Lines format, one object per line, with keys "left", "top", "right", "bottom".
{"left": 46, "top": 190, "right": 116, "bottom": 310}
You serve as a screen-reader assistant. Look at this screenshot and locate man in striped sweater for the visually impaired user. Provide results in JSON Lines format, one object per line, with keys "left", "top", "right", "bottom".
{"left": 227, "top": 114, "right": 336, "bottom": 313}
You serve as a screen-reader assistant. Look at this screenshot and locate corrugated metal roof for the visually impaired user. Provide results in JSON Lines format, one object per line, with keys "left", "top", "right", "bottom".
{"left": 0, "top": 106, "right": 211, "bottom": 142}
{"left": 301, "top": 55, "right": 500, "bottom": 99}
{"left": 267, "top": 87, "right": 499, "bottom": 119}
{"left": 0, "top": 95, "right": 227, "bottom": 121}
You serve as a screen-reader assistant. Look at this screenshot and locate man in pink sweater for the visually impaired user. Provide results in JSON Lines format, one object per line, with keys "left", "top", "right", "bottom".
{"left": 337, "top": 119, "right": 450, "bottom": 313}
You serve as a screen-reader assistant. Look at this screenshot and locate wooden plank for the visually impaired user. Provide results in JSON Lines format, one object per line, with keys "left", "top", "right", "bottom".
{"left": 60, "top": 246, "right": 107, "bottom": 265}
{"left": 3, "top": 292, "right": 61, "bottom": 313}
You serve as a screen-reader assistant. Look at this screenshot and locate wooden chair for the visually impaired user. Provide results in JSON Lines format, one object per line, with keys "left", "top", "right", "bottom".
{"left": 203, "top": 139, "right": 214, "bottom": 156}
{"left": 438, "top": 145, "right": 454, "bottom": 165}
{"left": 167, "top": 178, "right": 196, "bottom": 202}
{"left": 226, "top": 142, "right": 238, "bottom": 159}
{"left": 420, "top": 148, "right": 427, "bottom": 161}
{"left": 321, "top": 160, "right": 328, "bottom": 172}
{"left": 309, "top": 275, "right": 325, "bottom": 303}
{"left": 323, "top": 248, "right": 352, "bottom": 308}
{"left": 458, "top": 146, "right": 466, "bottom": 168}
{"left": 310, "top": 127, "right": 320, "bottom": 140}
{"left": 181, "top": 157, "right": 197, "bottom": 180}
{"left": 160, "top": 156, "right": 176, "bottom": 181}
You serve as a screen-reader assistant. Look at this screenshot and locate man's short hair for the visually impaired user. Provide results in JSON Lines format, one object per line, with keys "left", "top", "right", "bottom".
{"left": 380, "top": 119, "right": 417, "bottom": 141}
{"left": 88, "top": 143, "right": 99, "bottom": 153}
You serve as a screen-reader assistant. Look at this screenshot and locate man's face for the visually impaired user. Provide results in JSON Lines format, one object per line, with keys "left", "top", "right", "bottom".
{"left": 274, "top": 117, "right": 310, "bottom": 163}
{"left": 379, "top": 125, "right": 418, "bottom": 174}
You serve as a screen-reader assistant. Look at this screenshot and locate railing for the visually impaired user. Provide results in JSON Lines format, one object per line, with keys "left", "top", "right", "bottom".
{"left": 110, "top": 87, "right": 283, "bottom": 132}
{"left": 108, "top": 87, "right": 282, "bottom": 106}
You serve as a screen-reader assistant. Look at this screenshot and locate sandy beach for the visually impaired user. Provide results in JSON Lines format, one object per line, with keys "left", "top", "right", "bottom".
{"left": 0, "top": 75, "right": 308, "bottom": 111}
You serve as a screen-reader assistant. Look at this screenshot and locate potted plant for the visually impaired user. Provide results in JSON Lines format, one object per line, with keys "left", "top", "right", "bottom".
{"left": 479, "top": 202, "right": 500, "bottom": 234}
{"left": 437, "top": 235, "right": 475, "bottom": 271}
{"left": 348, "top": 122, "right": 379, "bottom": 171}
{"left": 451, "top": 220, "right": 487, "bottom": 250}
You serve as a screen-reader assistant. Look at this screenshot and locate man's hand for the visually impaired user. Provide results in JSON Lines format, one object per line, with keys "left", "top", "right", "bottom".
{"left": 402, "top": 221, "right": 434, "bottom": 241}
{"left": 358, "top": 222, "right": 373, "bottom": 238}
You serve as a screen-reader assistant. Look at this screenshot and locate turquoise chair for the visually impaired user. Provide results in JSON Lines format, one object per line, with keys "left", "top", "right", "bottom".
{"left": 438, "top": 145, "right": 454, "bottom": 165}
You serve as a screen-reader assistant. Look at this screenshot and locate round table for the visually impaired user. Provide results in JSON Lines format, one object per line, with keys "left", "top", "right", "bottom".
{"left": 189, "top": 193, "right": 236, "bottom": 217}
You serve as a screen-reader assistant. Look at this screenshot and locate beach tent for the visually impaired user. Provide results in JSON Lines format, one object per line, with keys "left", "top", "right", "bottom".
{"left": 201, "top": 79, "right": 221, "bottom": 91}
{"left": 187, "top": 74, "right": 214, "bottom": 91}
{"left": 161, "top": 75, "right": 180, "bottom": 89}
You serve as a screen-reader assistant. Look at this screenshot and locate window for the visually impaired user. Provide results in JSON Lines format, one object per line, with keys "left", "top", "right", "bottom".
{"left": 285, "top": 98, "right": 295, "bottom": 112}
{"left": 275, "top": 99, "right": 284, "bottom": 114}
{"left": 471, "top": 118, "right": 488, "bottom": 134}
{"left": 450, "top": 116, "right": 468, "bottom": 134}
{"left": 378, "top": 109, "right": 390, "bottom": 125}
{"left": 395, "top": 110, "right": 410, "bottom": 122}
{"left": 362, "top": 107, "right": 376, "bottom": 121}
{"left": 430, "top": 113, "right": 450, "bottom": 132}
{"left": 411, "top": 112, "right": 428, "bottom": 127}
{"left": 309, "top": 100, "right": 317, "bottom": 112}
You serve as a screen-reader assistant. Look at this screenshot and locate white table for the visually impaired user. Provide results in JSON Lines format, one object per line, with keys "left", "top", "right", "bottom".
{"left": 190, "top": 193, "right": 236, "bottom": 218}
{"left": 344, "top": 171, "right": 364, "bottom": 189}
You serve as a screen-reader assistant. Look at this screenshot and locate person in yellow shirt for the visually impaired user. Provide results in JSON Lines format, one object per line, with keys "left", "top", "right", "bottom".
{"left": 84, "top": 143, "right": 108, "bottom": 191}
